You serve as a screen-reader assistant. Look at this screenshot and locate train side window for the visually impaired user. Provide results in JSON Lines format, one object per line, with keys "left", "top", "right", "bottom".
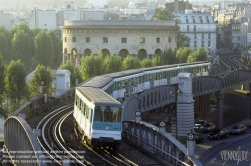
{"left": 79, "top": 101, "right": 82, "bottom": 111}
{"left": 83, "top": 104, "right": 86, "bottom": 116}
{"left": 85, "top": 105, "right": 89, "bottom": 118}
{"left": 90, "top": 109, "right": 93, "bottom": 123}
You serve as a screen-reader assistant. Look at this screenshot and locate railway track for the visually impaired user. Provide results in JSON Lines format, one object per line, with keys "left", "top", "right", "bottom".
{"left": 36, "top": 104, "right": 148, "bottom": 166}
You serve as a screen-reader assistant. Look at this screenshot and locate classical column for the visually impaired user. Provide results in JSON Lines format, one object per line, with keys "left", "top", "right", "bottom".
{"left": 216, "top": 90, "right": 224, "bottom": 128}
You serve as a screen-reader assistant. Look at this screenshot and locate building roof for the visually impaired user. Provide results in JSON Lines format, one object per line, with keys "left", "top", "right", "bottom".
{"left": 174, "top": 13, "right": 215, "bottom": 24}
{"left": 60, "top": 20, "right": 178, "bottom": 29}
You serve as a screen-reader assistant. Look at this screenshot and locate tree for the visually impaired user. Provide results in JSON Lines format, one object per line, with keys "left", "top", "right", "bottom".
{"left": 0, "top": 26, "right": 11, "bottom": 63}
{"left": 196, "top": 47, "right": 208, "bottom": 61}
{"left": 176, "top": 47, "right": 194, "bottom": 63}
{"left": 5, "top": 60, "right": 28, "bottom": 113}
{"left": 79, "top": 54, "right": 104, "bottom": 81}
{"left": 28, "top": 65, "right": 53, "bottom": 97}
{"left": 151, "top": 8, "right": 173, "bottom": 21}
{"left": 177, "top": 32, "right": 190, "bottom": 49}
{"left": 187, "top": 51, "right": 197, "bottom": 63}
{"left": 58, "top": 61, "right": 76, "bottom": 87}
{"left": 34, "top": 30, "right": 54, "bottom": 67}
{"left": 153, "top": 54, "right": 165, "bottom": 66}
{"left": 165, "top": 48, "right": 177, "bottom": 65}
{"left": 140, "top": 58, "right": 153, "bottom": 68}
{"left": 11, "top": 29, "right": 33, "bottom": 71}
{"left": 122, "top": 55, "right": 140, "bottom": 70}
{"left": 0, "top": 55, "right": 7, "bottom": 119}
{"left": 48, "top": 30, "right": 62, "bottom": 68}
{"left": 103, "top": 54, "right": 122, "bottom": 73}
{"left": 11, "top": 23, "right": 33, "bottom": 37}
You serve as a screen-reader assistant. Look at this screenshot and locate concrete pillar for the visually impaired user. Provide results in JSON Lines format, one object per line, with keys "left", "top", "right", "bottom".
{"left": 216, "top": 91, "right": 223, "bottom": 128}
{"left": 249, "top": 83, "right": 251, "bottom": 119}
{"left": 176, "top": 73, "right": 194, "bottom": 143}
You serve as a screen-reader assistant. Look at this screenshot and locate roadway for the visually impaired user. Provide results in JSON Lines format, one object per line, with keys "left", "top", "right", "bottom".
{"left": 195, "top": 90, "right": 251, "bottom": 166}
{"left": 202, "top": 133, "right": 251, "bottom": 165}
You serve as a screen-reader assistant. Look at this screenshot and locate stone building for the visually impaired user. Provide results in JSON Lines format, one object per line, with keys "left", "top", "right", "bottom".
{"left": 60, "top": 20, "right": 179, "bottom": 67}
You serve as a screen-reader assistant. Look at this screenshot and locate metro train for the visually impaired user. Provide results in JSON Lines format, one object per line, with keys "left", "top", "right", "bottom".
{"left": 73, "top": 61, "right": 211, "bottom": 149}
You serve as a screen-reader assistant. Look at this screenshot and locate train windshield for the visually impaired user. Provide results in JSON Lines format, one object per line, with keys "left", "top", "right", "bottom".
{"left": 94, "top": 106, "right": 122, "bottom": 122}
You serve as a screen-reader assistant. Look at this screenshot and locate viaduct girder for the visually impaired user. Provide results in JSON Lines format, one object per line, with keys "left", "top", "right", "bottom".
{"left": 192, "top": 76, "right": 222, "bottom": 97}
{"left": 4, "top": 116, "right": 46, "bottom": 166}
{"left": 192, "top": 70, "right": 251, "bottom": 96}
{"left": 222, "top": 70, "right": 251, "bottom": 89}
{"left": 137, "top": 85, "right": 176, "bottom": 113}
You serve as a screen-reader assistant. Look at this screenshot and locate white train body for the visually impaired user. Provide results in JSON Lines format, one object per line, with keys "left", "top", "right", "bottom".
{"left": 73, "top": 61, "right": 211, "bottom": 149}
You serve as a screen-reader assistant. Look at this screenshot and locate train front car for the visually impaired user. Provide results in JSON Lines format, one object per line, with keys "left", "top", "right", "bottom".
{"left": 92, "top": 103, "right": 122, "bottom": 149}
{"left": 74, "top": 86, "right": 122, "bottom": 150}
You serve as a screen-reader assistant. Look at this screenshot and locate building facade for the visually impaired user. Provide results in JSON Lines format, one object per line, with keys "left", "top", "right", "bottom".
{"left": 174, "top": 12, "right": 217, "bottom": 55}
{"left": 60, "top": 20, "right": 179, "bottom": 67}
{"left": 165, "top": 0, "right": 192, "bottom": 13}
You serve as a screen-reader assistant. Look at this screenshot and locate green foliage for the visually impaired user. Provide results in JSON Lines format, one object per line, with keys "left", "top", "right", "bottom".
{"left": 187, "top": 51, "right": 197, "bottom": 63}
{"left": 5, "top": 60, "right": 28, "bottom": 113}
{"left": 0, "top": 55, "right": 7, "bottom": 119}
{"left": 28, "top": 65, "right": 53, "bottom": 97}
{"left": 176, "top": 47, "right": 194, "bottom": 63}
{"left": 140, "top": 58, "right": 153, "bottom": 68}
{"left": 79, "top": 54, "right": 104, "bottom": 81}
{"left": 11, "top": 23, "right": 32, "bottom": 37}
{"left": 34, "top": 30, "right": 54, "bottom": 67}
{"left": 48, "top": 30, "right": 62, "bottom": 68}
{"left": 103, "top": 54, "right": 122, "bottom": 73}
{"left": 58, "top": 61, "right": 76, "bottom": 87}
{"left": 122, "top": 55, "right": 140, "bottom": 70}
{"left": 151, "top": 8, "right": 173, "bottom": 20}
{"left": 196, "top": 47, "right": 208, "bottom": 61}
{"left": 186, "top": 47, "right": 208, "bottom": 62}
{"left": 165, "top": 48, "right": 177, "bottom": 65}
{"left": 0, "top": 26, "right": 11, "bottom": 63}
{"left": 153, "top": 54, "right": 165, "bottom": 66}
{"left": 0, "top": 55, "right": 5, "bottom": 95}
{"left": 153, "top": 48, "right": 177, "bottom": 66}
{"left": 11, "top": 29, "right": 33, "bottom": 71}
{"left": 177, "top": 32, "right": 190, "bottom": 49}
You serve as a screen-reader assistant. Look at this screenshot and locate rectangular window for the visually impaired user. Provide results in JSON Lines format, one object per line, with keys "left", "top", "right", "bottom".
{"left": 72, "top": 37, "right": 76, "bottom": 42}
{"left": 86, "top": 37, "right": 90, "bottom": 43}
{"left": 202, "top": 33, "right": 204, "bottom": 39}
{"left": 168, "top": 37, "right": 172, "bottom": 43}
{"left": 187, "top": 25, "right": 189, "bottom": 31}
{"left": 194, "top": 41, "right": 197, "bottom": 47}
{"left": 121, "top": 37, "right": 127, "bottom": 43}
{"left": 156, "top": 37, "right": 160, "bottom": 43}
{"left": 140, "top": 37, "right": 145, "bottom": 43}
{"left": 208, "top": 33, "right": 211, "bottom": 39}
{"left": 194, "top": 34, "right": 197, "bottom": 39}
{"left": 103, "top": 37, "right": 108, "bottom": 43}
{"left": 194, "top": 25, "right": 196, "bottom": 31}
{"left": 64, "top": 37, "right": 67, "bottom": 42}
{"left": 208, "top": 41, "right": 211, "bottom": 47}
{"left": 201, "top": 41, "right": 204, "bottom": 47}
